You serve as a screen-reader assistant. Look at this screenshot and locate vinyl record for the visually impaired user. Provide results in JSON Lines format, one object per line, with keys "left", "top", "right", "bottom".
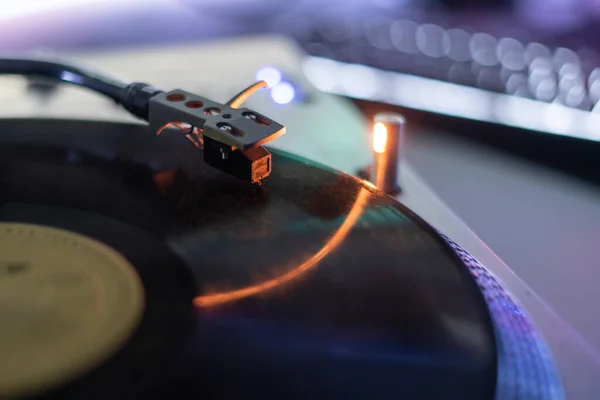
{"left": 0, "top": 119, "right": 558, "bottom": 399}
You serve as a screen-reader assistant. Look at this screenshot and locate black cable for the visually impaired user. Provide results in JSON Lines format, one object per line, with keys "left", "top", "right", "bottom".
{"left": 0, "top": 57, "right": 163, "bottom": 120}
{"left": 0, "top": 58, "right": 128, "bottom": 102}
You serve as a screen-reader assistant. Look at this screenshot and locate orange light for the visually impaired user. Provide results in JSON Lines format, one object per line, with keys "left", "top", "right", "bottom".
{"left": 373, "top": 122, "right": 387, "bottom": 154}
{"left": 362, "top": 179, "right": 376, "bottom": 189}
{"left": 193, "top": 188, "right": 370, "bottom": 308}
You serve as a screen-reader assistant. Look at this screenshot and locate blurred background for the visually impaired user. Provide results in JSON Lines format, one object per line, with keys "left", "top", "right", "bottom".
{"left": 2, "top": 0, "right": 600, "bottom": 162}
{"left": 2, "top": 0, "right": 600, "bottom": 369}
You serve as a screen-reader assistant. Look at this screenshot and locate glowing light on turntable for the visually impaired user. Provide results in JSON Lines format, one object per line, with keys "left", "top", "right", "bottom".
{"left": 271, "top": 82, "right": 295, "bottom": 105}
{"left": 362, "top": 179, "right": 377, "bottom": 189}
{"left": 255, "top": 66, "right": 282, "bottom": 88}
{"left": 193, "top": 188, "right": 370, "bottom": 308}
{"left": 373, "top": 122, "right": 387, "bottom": 154}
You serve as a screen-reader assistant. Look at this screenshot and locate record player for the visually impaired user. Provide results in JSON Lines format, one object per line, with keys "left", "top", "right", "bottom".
{"left": 0, "top": 37, "right": 596, "bottom": 400}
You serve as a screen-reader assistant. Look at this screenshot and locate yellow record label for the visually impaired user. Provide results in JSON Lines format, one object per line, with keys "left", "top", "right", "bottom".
{"left": 0, "top": 223, "right": 145, "bottom": 398}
